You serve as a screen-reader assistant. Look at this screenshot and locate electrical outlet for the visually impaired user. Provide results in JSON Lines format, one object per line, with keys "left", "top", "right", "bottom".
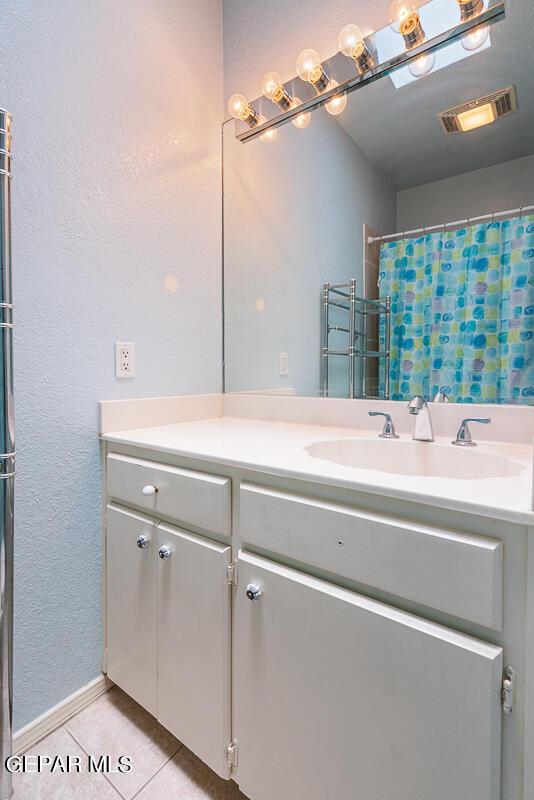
{"left": 115, "top": 342, "right": 135, "bottom": 378}
{"left": 279, "top": 352, "right": 289, "bottom": 376}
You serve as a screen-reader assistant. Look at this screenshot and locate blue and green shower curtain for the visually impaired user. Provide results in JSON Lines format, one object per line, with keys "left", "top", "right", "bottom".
{"left": 379, "top": 214, "right": 534, "bottom": 404}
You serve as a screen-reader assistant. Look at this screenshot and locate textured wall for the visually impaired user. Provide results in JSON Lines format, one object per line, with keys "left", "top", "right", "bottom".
{"left": 397, "top": 154, "right": 534, "bottom": 231}
{"left": 0, "top": 0, "right": 222, "bottom": 728}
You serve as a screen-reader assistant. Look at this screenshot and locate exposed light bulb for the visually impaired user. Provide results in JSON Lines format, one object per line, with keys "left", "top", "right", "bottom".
{"left": 296, "top": 49, "right": 329, "bottom": 91}
{"left": 338, "top": 24, "right": 364, "bottom": 57}
{"left": 388, "top": 0, "right": 427, "bottom": 48}
{"left": 325, "top": 81, "right": 348, "bottom": 116}
{"left": 260, "top": 127, "right": 278, "bottom": 143}
{"left": 408, "top": 51, "right": 435, "bottom": 77}
{"left": 338, "top": 23, "right": 375, "bottom": 73}
{"left": 388, "top": 0, "right": 424, "bottom": 31}
{"left": 261, "top": 72, "right": 282, "bottom": 100}
{"left": 457, "top": 0, "right": 485, "bottom": 21}
{"left": 461, "top": 25, "right": 490, "bottom": 50}
{"left": 227, "top": 93, "right": 259, "bottom": 127}
{"left": 261, "top": 72, "right": 293, "bottom": 110}
{"left": 296, "top": 48, "right": 321, "bottom": 81}
{"left": 291, "top": 98, "right": 311, "bottom": 129}
{"left": 256, "top": 114, "right": 278, "bottom": 142}
{"left": 228, "top": 93, "right": 247, "bottom": 118}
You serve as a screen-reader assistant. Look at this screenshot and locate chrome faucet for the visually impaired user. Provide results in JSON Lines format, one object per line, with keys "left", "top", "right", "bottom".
{"left": 452, "top": 417, "right": 491, "bottom": 446}
{"left": 433, "top": 388, "right": 449, "bottom": 403}
{"left": 368, "top": 411, "right": 399, "bottom": 439}
{"left": 407, "top": 395, "right": 434, "bottom": 442}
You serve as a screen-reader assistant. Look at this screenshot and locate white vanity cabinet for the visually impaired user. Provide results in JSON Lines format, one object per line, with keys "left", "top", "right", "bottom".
{"left": 156, "top": 522, "right": 232, "bottom": 778}
{"left": 106, "top": 505, "right": 158, "bottom": 715}
{"left": 103, "top": 445, "right": 524, "bottom": 800}
{"left": 236, "top": 551, "right": 503, "bottom": 800}
{"left": 105, "top": 501, "right": 232, "bottom": 779}
{"left": 107, "top": 453, "right": 232, "bottom": 536}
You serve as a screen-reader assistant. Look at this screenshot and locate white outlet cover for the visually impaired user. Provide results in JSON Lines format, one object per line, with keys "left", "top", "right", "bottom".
{"left": 279, "top": 352, "right": 289, "bottom": 376}
{"left": 115, "top": 342, "right": 135, "bottom": 378}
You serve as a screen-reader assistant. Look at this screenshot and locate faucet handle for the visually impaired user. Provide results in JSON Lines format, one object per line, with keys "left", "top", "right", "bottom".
{"left": 369, "top": 411, "right": 399, "bottom": 439}
{"left": 433, "top": 388, "right": 449, "bottom": 403}
{"left": 452, "top": 417, "right": 491, "bottom": 447}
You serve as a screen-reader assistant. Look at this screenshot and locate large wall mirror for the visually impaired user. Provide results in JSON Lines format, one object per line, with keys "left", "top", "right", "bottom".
{"left": 223, "top": 0, "right": 533, "bottom": 405}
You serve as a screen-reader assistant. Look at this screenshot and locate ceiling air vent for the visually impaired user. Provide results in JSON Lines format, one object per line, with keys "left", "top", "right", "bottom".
{"left": 438, "top": 86, "right": 517, "bottom": 134}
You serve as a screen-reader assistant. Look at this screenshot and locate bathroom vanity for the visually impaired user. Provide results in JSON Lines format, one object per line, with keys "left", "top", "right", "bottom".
{"left": 98, "top": 0, "right": 534, "bottom": 793}
{"left": 100, "top": 395, "right": 534, "bottom": 800}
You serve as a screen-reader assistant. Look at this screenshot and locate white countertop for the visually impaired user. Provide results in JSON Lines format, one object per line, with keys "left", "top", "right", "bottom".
{"left": 102, "top": 416, "right": 534, "bottom": 526}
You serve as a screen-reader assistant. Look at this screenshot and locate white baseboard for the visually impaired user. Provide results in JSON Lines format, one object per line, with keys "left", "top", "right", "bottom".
{"left": 13, "top": 674, "right": 113, "bottom": 755}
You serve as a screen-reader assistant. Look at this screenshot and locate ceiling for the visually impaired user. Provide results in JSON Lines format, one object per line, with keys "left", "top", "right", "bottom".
{"left": 338, "top": 0, "right": 534, "bottom": 190}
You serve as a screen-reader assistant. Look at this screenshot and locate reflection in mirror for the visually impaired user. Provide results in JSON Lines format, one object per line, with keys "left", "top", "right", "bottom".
{"left": 224, "top": 0, "right": 533, "bottom": 404}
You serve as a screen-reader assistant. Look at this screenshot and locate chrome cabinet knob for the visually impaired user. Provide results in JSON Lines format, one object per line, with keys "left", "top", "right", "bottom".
{"left": 158, "top": 545, "right": 172, "bottom": 560}
{"left": 246, "top": 583, "right": 262, "bottom": 601}
{"left": 136, "top": 534, "right": 150, "bottom": 549}
{"left": 142, "top": 484, "right": 158, "bottom": 496}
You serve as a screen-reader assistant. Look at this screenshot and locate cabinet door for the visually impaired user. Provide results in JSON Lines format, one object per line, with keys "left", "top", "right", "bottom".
{"left": 236, "top": 551, "right": 503, "bottom": 800}
{"left": 106, "top": 505, "right": 157, "bottom": 714}
{"left": 157, "top": 523, "right": 232, "bottom": 779}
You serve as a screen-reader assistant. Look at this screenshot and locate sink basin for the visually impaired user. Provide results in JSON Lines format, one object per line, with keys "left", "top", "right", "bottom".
{"left": 304, "top": 438, "right": 524, "bottom": 480}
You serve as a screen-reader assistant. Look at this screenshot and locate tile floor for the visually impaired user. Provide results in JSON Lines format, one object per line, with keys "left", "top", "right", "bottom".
{"left": 13, "top": 686, "right": 248, "bottom": 800}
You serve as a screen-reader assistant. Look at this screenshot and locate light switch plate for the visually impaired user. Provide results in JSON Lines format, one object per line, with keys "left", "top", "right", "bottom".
{"left": 115, "top": 342, "right": 135, "bottom": 378}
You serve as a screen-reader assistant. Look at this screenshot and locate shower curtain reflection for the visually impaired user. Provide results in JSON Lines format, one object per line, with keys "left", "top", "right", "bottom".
{"left": 379, "top": 215, "right": 534, "bottom": 404}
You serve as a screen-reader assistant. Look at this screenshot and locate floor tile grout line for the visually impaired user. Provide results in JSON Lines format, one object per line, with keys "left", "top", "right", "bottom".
{"left": 129, "top": 743, "right": 184, "bottom": 800}
{"left": 62, "top": 725, "right": 92, "bottom": 758}
{"left": 67, "top": 717, "right": 183, "bottom": 800}
{"left": 100, "top": 768, "right": 130, "bottom": 800}
{"left": 62, "top": 726, "right": 126, "bottom": 800}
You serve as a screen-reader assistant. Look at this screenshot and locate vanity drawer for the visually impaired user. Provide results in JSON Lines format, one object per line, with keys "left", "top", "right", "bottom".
{"left": 107, "top": 454, "right": 231, "bottom": 537}
{"left": 239, "top": 483, "right": 503, "bottom": 630}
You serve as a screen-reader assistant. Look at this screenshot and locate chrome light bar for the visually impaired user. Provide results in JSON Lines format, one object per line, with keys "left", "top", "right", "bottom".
{"left": 235, "top": 0, "right": 505, "bottom": 142}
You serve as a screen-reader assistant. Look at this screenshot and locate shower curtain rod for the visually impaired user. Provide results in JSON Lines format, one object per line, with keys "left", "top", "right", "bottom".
{"left": 367, "top": 204, "right": 534, "bottom": 245}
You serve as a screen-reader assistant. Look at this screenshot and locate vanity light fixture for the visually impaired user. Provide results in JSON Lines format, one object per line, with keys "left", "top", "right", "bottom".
{"left": 261, "top": 72, "right": 312, "bottom": 128}
{"left": 461, "top": 25, "right": 490, "bottom": 50}
{"left": 261, "top": 71, "right": 312, "bottom": 129}
{"left": 261, "top": 72, "right": 293, "bottom": 111}
{"left": 259, "top": 126, "right": 279, "bottom": 142}
{"left": 338, "top": 24, "right": 376, "bottom": 74}
{"left": 399, "top": 14, "right": 425, "bottom": 48}
{"left": 457, "top": 0, "right": 485, "bottom": 21}
{"left": 290, "top": 98, "right": 312, "bottom": 128}
{"left": 409, "top": 51, "right": 436, "bottom": 77}
{"left": 296, "top": 49, "right": 348, "bottom": 116}
{"left": 456, "top": 0, "right": 489, "bottom": 50}
{"left": 388, "top": 0, "right": 435, "bottom": 76}
{"left": 227, "top": 93, "right": 259, "bottom": 127}
{"left": 229, "top": 0, "right": 506, "bottom": 143}
{"left": 296, "top": 49, "right": 329, "bottom": 91}
{"left": 388, "top": 0, "right": 428, "bottom": 49}
{"left": 323, "top": 82, "right": 348, "bottom": 116}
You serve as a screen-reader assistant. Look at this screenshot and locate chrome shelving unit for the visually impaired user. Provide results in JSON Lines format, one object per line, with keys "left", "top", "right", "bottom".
{"left": 320, "top": 280, "right": 391, "bottom": 399}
